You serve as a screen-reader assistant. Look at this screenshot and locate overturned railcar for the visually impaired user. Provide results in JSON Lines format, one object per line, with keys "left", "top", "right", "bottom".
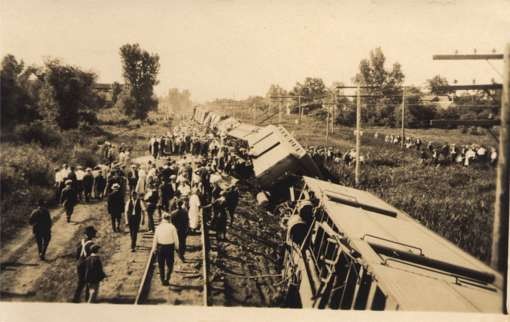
{"left": 216, "top": 117, "right": 240, "bottom": 133}
{"left": 226, "top": 123, "right": 260, "bottom": 143}
{"left": 193, "top": 108, "right": 209, "bottom": 124}
{"left": 250, "top": 125, "right": 322, "bottom": 189}
{"left": 282, "top": 176, "right": 503, "bottom": 312}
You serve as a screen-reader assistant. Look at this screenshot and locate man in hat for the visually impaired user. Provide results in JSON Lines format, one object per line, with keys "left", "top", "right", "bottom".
{"left": 145, "top": 185, "right": 159, "bottom": 233}
{"left": 83, "top": 244, "right": 106, "bottom": 303}
{"left": 82, "top": 168, "right": 94, "bottom": 202}
{"left": 60, "top": 179, "right": 78, "bottom": 223}
{"left": 153, "top": 212, "right": 180, "bottom": 286}
{"left": 29, "top": 199, "right": 52, "bottom": 260}
{"left": 73, "top": 226, "right": 97, "bottom": 302}
{"left": 171, "top": 200, "right": 189, "bottom": 259}
{"left": 94, "top": 169, "right": 107, "bottom": 200}
{"left": 160, "top": 177, "right": 174, "bottom": 212}
{"left": 124, "top": 192, "right": 146, "bottom": 252}
{"left": 107, "top": 183, "right": 124, "bottom": 232}
{"left": 127, "top": 164, "right": 139, "bottom": 194}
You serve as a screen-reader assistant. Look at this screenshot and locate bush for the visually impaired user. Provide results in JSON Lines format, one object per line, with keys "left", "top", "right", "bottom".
{"left": 71, "top": 147, "right": 100, "bottom": 168}
{"left": 14, "top": 120, "right": 62, "bottom": 146}
{"left": 0, "top": 143, "right": 56, "bottom": 240}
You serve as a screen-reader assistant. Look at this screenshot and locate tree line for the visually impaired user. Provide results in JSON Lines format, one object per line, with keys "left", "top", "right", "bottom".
{"left": 1, "top": 43, "right": 160, "bottom": 139}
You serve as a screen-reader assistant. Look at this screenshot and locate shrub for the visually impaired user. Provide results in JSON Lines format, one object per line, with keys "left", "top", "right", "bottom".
{"left": 14, "top": 120, "right": 62, "bottom": 146}
{"left": 71, "top": 147, "right": 100, "bottom": 168}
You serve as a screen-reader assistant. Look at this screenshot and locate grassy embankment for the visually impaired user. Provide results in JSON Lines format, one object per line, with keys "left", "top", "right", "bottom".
{"left": 207, "top": 106, "right": 497, "bottom": 264}
{"left": 0, "top": 108, "right": 171, "bottom": 246}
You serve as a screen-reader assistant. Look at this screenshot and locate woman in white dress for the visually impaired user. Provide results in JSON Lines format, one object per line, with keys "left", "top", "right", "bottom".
{"left": 188, "top": 188, "right": 201, "bottom": 231}
{"left": 135, "top": 168, "right": 147, "bottom": 195}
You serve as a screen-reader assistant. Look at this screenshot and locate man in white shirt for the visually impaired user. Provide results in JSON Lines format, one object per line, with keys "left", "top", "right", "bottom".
{"left": 75, "top": 166, "right": 86, "bottom": 202}
{"left": 153, "top": 212, "right": 180, "bottom": 286}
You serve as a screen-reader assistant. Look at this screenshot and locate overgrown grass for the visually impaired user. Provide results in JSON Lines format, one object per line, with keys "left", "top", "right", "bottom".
{"left": 208, "top": 105, "right": 497, "bottom": 263}
{"left": 0, "top": 123, "right": 110, "bottom": 242}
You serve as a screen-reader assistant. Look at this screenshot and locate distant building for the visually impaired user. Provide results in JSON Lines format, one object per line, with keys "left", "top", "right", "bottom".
{"left": 423, "top": 95, "right": 452, "bottom": 110}
{"left": 93, "top": 83, "right": 124, "bottom": 104}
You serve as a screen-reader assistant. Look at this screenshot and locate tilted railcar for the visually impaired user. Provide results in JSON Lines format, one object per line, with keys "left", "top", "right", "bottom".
{"left": 249, "top": 125, "right": 322, "bottom": 189}
{"left": 282, "top": 176, "right": 503, "bottom": 312}
{"left": 226, "top": 122, "right": 260, "bottom": 143}
{"left": 215, "top": 117, "right": 240, "bottom": 133}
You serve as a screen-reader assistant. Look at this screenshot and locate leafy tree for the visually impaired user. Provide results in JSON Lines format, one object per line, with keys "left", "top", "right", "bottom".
{"left": 290, "top": 77, "right": 327, "bottom": 103}
{"left": 265, "top": 84, "right": 287, "bottom": 113}
{"left": 353, "top": 47, "right": 405, "bottom": 126}
{"left": 1, "top": 55, "right": 40, "bottom": 130}
{"left": 426, "top": 75, "right": 453, "bottom": 96}
{"left": 393, "top": 86, "right": 439, "bottom": 128}
{"left": 164, "top": 88, "right": 192, "bottom": 114}
{"left": 38, "top": 59, "right": 98, "bottom": 130}
{"left": 118, "top": 44, "right": 160, "bottom": 120}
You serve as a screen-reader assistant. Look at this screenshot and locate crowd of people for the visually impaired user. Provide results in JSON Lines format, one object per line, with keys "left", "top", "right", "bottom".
{"left": 376, "top": 132, "right": 498, "bottom": 167}
{"left": 304, "top": 132, "right": 498, "bottom": 168}
{"left": 29, "top": 120, "right": 247, "bottom": 303}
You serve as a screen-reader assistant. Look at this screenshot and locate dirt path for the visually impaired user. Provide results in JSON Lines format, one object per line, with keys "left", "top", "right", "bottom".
{"left": 0, "top": 201, "right": 108, "bottom": 301}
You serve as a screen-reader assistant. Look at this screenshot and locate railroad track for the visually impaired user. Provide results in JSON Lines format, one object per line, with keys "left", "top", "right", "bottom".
{"left": 134, "top": 213, "right": 214, "bottom": 305}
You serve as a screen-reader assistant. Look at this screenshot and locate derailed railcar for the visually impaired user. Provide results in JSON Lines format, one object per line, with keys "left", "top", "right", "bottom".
{"left": 216, "top": 117, "right": 240, "bottom": 133}
{"left": 226, "top": 122, "right": 260, "bottom": 144}
{"left": 282, "top": 176, "right": 503, "bottom": 312}
{"left": 193, "top": 108, "right": 209, "bottom": 125}
{"left": 250, "top": 125, "right": 322, "bottom": 190}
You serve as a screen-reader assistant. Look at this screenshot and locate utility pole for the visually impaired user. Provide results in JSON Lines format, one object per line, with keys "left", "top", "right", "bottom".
{"left": 401, "top": 86, "right": 406, "bottom": 148}
{"left": 332, "top": 91, "right": 337, "bottom": 134}
{"left": 298, "top": 95, "right": 303, "bottom": 124}
{"left": 355, "top": 85, "right": 361, "bottom": 186}
{"left": 325, "top": 103, "right": 330, "bottom": 145}
{"left": 492, "top": 44, "right": 509, "bottom": 277}
{"left": 278, "top": 98, "right": 282, "bottom": 124}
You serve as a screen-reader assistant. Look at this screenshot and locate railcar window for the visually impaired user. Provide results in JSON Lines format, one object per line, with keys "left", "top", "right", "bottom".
{"left": 251, "top": 141, "right": 281, "bottom": 158}
{"left": 370, "top": 287, "right": 387, "bottom": 310}
{"left": 250, "top": 131, "right": 274, "bottom": 146}
{"left": 353, "top": 269, "right": 373, "bottom": 310}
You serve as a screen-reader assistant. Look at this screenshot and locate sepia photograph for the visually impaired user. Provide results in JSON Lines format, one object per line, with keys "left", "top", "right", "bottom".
{"left": 0, "top": 1, "right": 509, "bottom": 321}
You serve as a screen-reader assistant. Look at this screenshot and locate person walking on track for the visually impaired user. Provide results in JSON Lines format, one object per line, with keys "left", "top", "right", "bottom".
{"left": 153, "top": 212, "right": 181, "bottom": 286}
{"left": 124, "top": 192, "right": 146, "bottom": 252}
{"left": 73, "top": 226, "right": 97, "bottom": 303}
{"left": 107, "top": 183, "right": 124, "bottom": 232}
{"left": 82, "top": 244, "right": 106, "bottom": 303}
{"left": 82, "top": 168, "right": 94, "bottom": 202}
{"left": 144, "top": 186, "right": 159, "bottom": 233}
{"left": 60, "top": 179, "right": 78, "bottom": 223}
{"left": 29, "top": 199, "right": 52, "bottom": 260}
{"left": 171, "top": 199, "right": 189, "bottom": 260}
{"left": 188, "top": 188, "right": 201, "bottom": 233}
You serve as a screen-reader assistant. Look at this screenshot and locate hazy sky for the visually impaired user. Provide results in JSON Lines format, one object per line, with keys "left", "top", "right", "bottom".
{"left": 1, "top": 0, "right": 509, "bottom": 102}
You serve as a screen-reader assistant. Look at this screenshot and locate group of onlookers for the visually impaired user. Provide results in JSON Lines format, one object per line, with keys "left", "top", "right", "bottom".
{"left": 31, "top": 119, "right": 247, "bottom": 303}
{"left": 375, "top": 132, "right": 498, "bottom": 166}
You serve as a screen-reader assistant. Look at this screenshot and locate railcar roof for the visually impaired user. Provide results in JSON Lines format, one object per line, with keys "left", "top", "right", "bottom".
{"left": 302, "top": 176, "right": 503, "bottom": 312}
{"left": 227, "top": 123, "right": 260, "bottom": 141}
